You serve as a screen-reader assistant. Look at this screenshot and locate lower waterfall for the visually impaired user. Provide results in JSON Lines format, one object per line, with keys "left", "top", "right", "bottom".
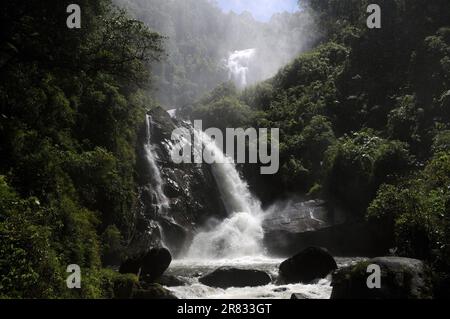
{"left": 186, "top": 129, "right": 265, "bottom": 259}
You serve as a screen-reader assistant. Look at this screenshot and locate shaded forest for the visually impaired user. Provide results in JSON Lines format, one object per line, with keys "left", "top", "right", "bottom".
{"left": 0, "top": 0, "right": 163, "bottom": 297}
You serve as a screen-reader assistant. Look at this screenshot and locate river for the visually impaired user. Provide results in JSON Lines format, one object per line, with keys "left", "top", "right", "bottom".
{"left": 165, "top": 257, "right": 365, "bottom": 299}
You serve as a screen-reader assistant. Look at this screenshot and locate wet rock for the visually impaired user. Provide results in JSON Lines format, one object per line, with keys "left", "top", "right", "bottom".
{"left": 158, "top": 218, "right": 189, "bottom": 257}
{"left": 155, "top": 275, "right": 187, "bottom": 287}
{"left": 264, "top": 218, "right": 393, "bottom": 257}
{"left": 141, "top": 248, "right": 172, "bottom": 282}
{"left": 279, "top": 247, "right": 337, "bottom": 284}
{"left": 199, "top": 267, "right": 272, "bottom": 288}
{"left": 119, "top": 247, "right": 172, "bottom": 283}
{"left": 331, "top": 257, "right": 433, "bottom": 299}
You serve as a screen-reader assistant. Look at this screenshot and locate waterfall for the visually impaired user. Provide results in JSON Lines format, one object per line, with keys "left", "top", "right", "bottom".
{"left": 186, "top": 129, "right": 265, "bottom": 259}
{"left": 144, "top": 114, "right": 170, "bottom": 215}
{"left": 226, "top": 48, "right": 256, "bottom": 88}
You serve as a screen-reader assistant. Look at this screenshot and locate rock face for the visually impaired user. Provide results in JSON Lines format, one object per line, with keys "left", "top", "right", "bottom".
{"left": 132, "top": 107, "right": 227, "bottom": 257}
{"left": 331, "top": 257, "right": 433, "bottom": 299}
{"left": 279, "top": 247, "right": 338, "bottom": 284}
{"left": 199, "top": 267, "right": 272, "bottom": 288}
{"left": 264, "top": 219, "right": 394, "bottom": 257}
{"left": 262, "top": 199, "right": 395, "bottom": 258}
{"left": 119, "top": 248, "right": 172, "bottom": 282}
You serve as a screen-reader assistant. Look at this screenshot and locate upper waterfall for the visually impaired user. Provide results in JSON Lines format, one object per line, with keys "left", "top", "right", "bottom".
{"left": 226, "top": 48, "right": 256, "bottom": 88}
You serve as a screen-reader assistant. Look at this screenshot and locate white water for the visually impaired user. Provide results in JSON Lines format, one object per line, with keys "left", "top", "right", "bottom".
{"left": 144, "top": 115, "right": 170, "bottom": 214}
{"left": 226, "top": 48, "right": 256, "bottom": 88}
{"left": 165, "top": 257, "right": 365, "bottom": 299}
{"left": 169, "top": 258, "right": 308, "bottom": 299}
{"left": 167, "top": 108, "right": 177, "bottom": 118}
{"left": 179, "top": 128, "right": 265, "bottom": 259}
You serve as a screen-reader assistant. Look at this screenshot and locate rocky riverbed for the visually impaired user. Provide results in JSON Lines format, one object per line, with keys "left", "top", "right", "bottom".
{"left": 164, "top": 256, "right": 365, "bottom": 299}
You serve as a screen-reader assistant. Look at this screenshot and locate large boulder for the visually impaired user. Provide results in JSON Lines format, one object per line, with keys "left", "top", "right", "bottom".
{"left": 141, "top": 248, "right": 172, "bottom": 282}
{"left": 279, "top": 247, "right": 338, "bottom": 284}
{"left": 331, "top": 257, "right": 433, "bottom": 299}
{"left": 199, "top": 267, "right": 272, "bottom": 288}
{"left": 119, "top": 248, "right": 172, "bottom": 283}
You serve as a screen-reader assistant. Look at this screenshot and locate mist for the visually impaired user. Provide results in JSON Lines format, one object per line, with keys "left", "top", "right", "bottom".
{"left": 114, "top": 0, "right": 317, "bottom": 107}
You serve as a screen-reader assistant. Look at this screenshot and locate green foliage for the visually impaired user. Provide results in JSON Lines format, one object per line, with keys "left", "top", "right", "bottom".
{"left": 387, "top": 95, "right": 422, "bottom": 147}
{"left": 0, "top": 0, "right": 163, "bottom": 298}
{"left": 368, "top": 152, "right": 450, "bottom": 273}
{"left": 190, "top": 83, "right": 255, "bottom": 130}
{"left": 324, "top": 131, "right": 411, "bottom": 216}
{"left": 101, "top": 225, "right": 125, "bottom": 267}
{"left": 432, "top": 130, "right": 450, "bottom": 154}
{"left": 0, "top": 176, "right": 64, "bottom": 298}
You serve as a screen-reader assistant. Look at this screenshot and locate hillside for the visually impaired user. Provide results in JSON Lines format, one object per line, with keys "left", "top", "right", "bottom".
{"left": 187, "top": 0, "right": 450, "bottom": 297}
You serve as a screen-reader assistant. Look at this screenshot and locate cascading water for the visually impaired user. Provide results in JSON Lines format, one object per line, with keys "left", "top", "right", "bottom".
{"left": 144, "top": 114, "right": 170, "bottom": 214}
{"left": 226, "top": 48, "right": 256, "bottom": 88}
{"left": 143, "top": 114, "right": 171, "bottom": 246}
{"left": 185, "top": 129, "right": 265, "bottom": 259}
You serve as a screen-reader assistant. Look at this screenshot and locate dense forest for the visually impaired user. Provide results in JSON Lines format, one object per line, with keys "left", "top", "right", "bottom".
{"left": 1, "top": 0, "right": 449, "bottom": 299}
{"left": 0, "top": 0, "right": 163, "bottom": 298}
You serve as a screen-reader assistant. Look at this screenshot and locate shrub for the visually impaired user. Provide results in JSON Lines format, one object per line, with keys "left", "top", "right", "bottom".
{"left": 324, "top": 131, "right": 411, "bottom": 216}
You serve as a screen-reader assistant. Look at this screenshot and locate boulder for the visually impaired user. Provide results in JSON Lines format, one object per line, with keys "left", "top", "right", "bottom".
{"left": 155, "top": 275, "right": 187, "bottom": 287}
{"left": 199, "top": 267, "right": 272, "bottom": 288}
{"left": 141, "top": 248, "right": 172, "bottom": 282}
{"left": 279, "top": 247, "right": 337, "bottom": 284}
{"left": 119, "top": 247, "right": 172, "bottom": 283}
{"left": 331, "top": 257, "right": 433, "bottom": 299}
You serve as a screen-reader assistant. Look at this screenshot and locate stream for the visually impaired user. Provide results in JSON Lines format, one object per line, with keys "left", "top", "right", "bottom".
{"left": 165, "top": 257, "right": 365, "bottom": 299}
